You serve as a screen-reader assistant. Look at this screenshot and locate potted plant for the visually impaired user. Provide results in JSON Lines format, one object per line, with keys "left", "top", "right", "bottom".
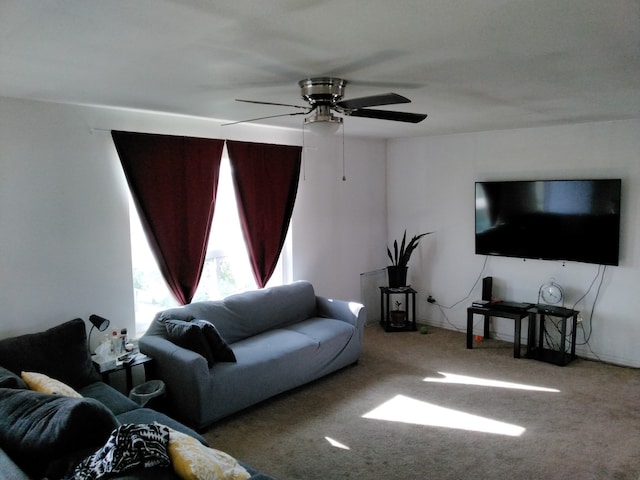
{"left": 390, "top": 300, "right": 406, "bottom": 328}
{"left": 387, "top": 230, "right": 431, "bottom": 288}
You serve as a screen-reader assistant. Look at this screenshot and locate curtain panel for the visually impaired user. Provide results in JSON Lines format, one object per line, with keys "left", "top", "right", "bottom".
{"left": 112, "top": 131, "right": 224, "bottom": 305}
{"left": 226, "top": 141, "right": 302, "bottom": 288}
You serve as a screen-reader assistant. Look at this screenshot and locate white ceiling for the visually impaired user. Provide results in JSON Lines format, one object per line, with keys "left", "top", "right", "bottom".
{"left": 1, "top": 0, "right": 639, "bottom": 138}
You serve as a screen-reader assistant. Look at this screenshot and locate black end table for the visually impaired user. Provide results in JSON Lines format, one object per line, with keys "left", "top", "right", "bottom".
{"left": 94, "top": 353, "right": 154, "bottom": 393}
{"left": 466, "top": 304, "right": 535, "bottom": 358}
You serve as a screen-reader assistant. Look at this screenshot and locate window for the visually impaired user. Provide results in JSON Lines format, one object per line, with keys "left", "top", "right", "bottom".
{"left": 130, "top": 151, "right": 291, "bottom": 336}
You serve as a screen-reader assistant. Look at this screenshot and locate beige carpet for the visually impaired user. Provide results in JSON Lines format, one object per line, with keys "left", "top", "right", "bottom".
{"left": 204, "top": 325, "right": 640, "bottom": 480}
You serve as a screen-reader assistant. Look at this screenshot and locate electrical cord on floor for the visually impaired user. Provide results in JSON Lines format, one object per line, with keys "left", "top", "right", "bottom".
{"left": 434, "top": 302, "right": 464, "bottom": 332}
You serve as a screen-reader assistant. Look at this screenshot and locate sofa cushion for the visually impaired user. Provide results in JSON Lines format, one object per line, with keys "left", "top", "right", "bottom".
{"left": 192, "top": 320, "right": 236, "bottom": 363}
{"left": 0, "top": 318, "right": 101, "bottom": 389}
{"left": 80, "top": 381, "right": 141, "bottom": 416}
{"left": 165, "top": 320, "right": 215, "bottom": 368}
{"left": 0, "top": 388, "right": 119, "bottom": 477}
{"left": 21, "top": 371, "right": 82, "bottom": 397}
{"left": 0, "top": 366, "right": 27, "bottom": 389}
{"left": 195, "top": 329, "right": 319, "bottom": 422}
{"left": 283, "top": 317, "right": 356, "bottom": 350}
{"left": 216, "top": 281, "right": 318, "bottom": 342}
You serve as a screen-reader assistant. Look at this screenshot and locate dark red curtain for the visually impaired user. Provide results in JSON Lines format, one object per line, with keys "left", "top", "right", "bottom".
{"left": 226, "top": 141, "right": 302, "bottom": 288}
{"left": 112, "top": 131, "right": 224, "bottom": 305}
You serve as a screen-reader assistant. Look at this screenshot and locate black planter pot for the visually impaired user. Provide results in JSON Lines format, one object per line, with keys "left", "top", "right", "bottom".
{"left": 389, "top": 310, "right": 406, "bottom": 328}
{"left": 387, "top": 266, "right": 408, "bottom": 288}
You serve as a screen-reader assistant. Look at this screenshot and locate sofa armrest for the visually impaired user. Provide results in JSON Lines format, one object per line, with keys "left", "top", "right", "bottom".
{"left": 137, "top": 335, "right": 211, "bottom": 427}
{"left": 316, "top": 296, "right": 366, "bottom": 330}
{"left": 0, "top": 448, "right": 30, "bottom": 480}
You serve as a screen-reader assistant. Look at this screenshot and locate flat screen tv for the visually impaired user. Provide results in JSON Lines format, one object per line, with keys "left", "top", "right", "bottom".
{"left": 475, "top": 179, "right": 621, "bottom": 266}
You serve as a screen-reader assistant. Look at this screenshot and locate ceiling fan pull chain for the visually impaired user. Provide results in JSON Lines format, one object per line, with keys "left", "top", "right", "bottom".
{"left": 342, "top": 125, "right": 346, "bottom": 182}
{"left": 302, "top": 124, "right": 307, "bottom": 181}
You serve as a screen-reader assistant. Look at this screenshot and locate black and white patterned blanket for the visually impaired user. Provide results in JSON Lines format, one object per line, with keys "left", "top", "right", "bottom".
{"left": 68, "top": 423, "right": 170, "bottom": 480}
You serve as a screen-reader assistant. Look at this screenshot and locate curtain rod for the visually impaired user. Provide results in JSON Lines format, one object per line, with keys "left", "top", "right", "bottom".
{"left": 89, "top": 127, "right": 159, "bottom": 135}
{"left": 89, "top": 127, "right": 300, "bottom": 147}
{"left": 88, "top": 127, "right": 112, "bottom": 134}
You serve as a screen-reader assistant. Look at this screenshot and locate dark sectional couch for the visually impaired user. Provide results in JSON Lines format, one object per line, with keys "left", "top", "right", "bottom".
{"left": 0, "top": 318, "right": 273, "bottom": 480}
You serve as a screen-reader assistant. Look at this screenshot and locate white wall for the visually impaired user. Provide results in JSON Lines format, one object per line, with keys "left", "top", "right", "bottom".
{"left": 293, "top": 132, "right": 387, "bottom": 301}
{"left": 387, "top": 119, "right": 640, "bottom": 366}
{"left": 0, "top": 96, "right": 385, "bottom": 348}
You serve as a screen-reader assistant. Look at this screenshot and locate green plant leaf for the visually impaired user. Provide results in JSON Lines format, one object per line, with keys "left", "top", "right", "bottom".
{"left": 387, "top": 247, "right": 395, "bottom": 265}
{"left": 387, "top": 231, "right": 433, "bottom": 267}
{"left": 393, "top": 240, "right": 399, "bottom": 265}
{"left": 396, "top": 232, "right": 432, "bottom": 267}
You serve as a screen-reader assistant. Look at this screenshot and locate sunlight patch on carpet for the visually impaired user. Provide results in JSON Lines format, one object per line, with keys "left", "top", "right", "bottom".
{"left": 423, "top": 372, "right": 560, "bottom": 392}
{"left": 362, "top": 394, "right": 525, "bottom": 437}
{"left": 325, "top": 437, "right": 351, "bottom": 450}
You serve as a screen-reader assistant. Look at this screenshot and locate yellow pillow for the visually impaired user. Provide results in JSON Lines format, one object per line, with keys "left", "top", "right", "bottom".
{"left": 165, "top": 426, "right": 250, "bottom": 480}
{"left": 21, "top": 371, "right": 82, "bottom": 398}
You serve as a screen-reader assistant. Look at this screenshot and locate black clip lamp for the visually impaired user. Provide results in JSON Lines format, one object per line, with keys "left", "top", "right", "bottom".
{"left": 89, "top": 314, "right": 111, "bottom": 352}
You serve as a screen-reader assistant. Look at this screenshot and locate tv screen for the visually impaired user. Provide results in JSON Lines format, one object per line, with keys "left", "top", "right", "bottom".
{"left": 475, "top": 179, "right": 621, "bottom": 266}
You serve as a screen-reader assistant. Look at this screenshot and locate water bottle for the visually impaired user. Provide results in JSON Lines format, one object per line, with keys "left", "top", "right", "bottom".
{"left": 120, "top": 328, "right": 128, "bottom": 355}
{"left": 111, "top": 330, "right": 120, "bottom": 355}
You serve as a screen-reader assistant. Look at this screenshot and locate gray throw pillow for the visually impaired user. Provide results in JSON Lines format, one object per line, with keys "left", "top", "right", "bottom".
{"left": 165, "top": 320, "right": 215, "bottom": 368}
{"left": 192, "top": 320, "right": 237, "bottom": 363}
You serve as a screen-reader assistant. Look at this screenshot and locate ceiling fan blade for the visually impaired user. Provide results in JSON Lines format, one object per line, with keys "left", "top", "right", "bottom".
{"left": 221, "top": 110, "right": 310, "bottom": 127}
{"left": 348, "top": 108, "right": 427, "bottom": 123}
{"left": 337, "top": 93, "right": 410, "bottom": 110}
{"left": 236, "top": 99, "right": 309, "bottom": 110}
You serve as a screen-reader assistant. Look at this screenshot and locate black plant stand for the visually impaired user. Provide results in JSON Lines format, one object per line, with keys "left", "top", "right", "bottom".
{"left": 380, "top": 286, "right": 417, "bottom": 332}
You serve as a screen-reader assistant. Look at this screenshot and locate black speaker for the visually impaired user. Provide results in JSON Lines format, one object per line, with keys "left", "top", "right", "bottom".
{"left": 482, "top": 276, "right": 493, "bottom": 301}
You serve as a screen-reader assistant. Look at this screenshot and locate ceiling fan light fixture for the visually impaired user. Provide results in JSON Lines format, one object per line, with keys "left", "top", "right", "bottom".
{"left": 305, "top": 117, "right": 343, "bottom": 135}
{"left": 304, "top": 116, "right": 343, "bottom": 136}
{"left": 304, "top": 105, "right": 343, "bottom": 135}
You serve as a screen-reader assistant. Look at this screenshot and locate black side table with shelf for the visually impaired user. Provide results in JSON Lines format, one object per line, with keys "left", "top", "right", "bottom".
{"left": 94, "top": 353, "right": 154, "bottom": 393}
{"left": 466, "top": 304, "right": 535, "bottom": 358}
{"left": 527, "top": 305, "right": 578, "bottom": 366}
{"left": 379, "top": 286, "right": 417, "bottom": 332}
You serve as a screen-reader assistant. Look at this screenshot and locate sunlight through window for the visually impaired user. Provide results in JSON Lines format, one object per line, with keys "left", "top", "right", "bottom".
{"left": 325, "top": 437, "right": 351, "bottom": 450}
{"left": 423, "top": 372, "right": 560, "bottom": 392}
{"left": 362, "top": 395, "right": 525, "bottom": 437}
{"left": 129, "top": 152, "right": 290, "bottom": 336}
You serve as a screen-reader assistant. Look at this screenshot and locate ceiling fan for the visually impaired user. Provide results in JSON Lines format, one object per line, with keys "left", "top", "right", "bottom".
{"left": 223, "top": 77, "right": 427, "bottom": 130}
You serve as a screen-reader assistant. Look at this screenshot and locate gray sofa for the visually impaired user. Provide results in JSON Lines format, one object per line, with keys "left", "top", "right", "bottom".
{"left": 0, "top": 318, "right": 272, "bottom": 480}
{"left": 139, "top": 281, "right": 366, "bottom": 430}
